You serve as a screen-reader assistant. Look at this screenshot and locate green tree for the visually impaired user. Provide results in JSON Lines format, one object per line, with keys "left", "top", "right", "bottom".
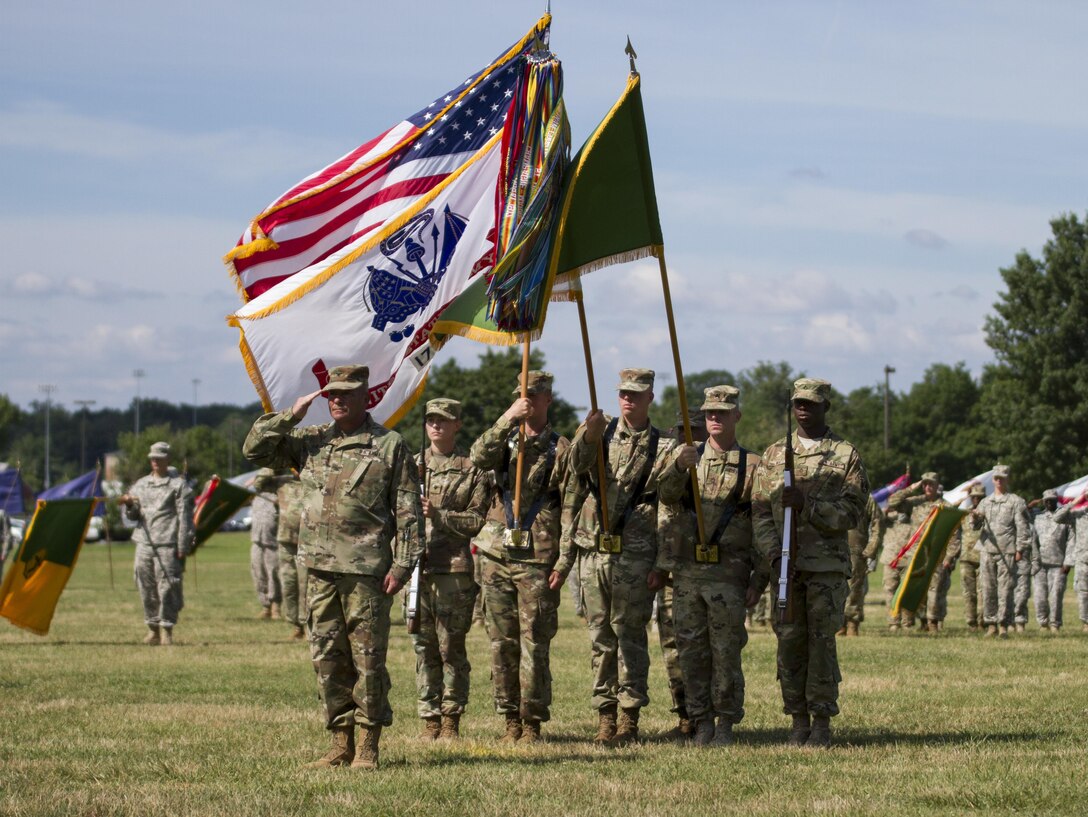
{"left": 0, "top": 394, "right": 24, "bottom": 453}
{"left": 980, "top": 212, "right": 1088, "bottom": 496}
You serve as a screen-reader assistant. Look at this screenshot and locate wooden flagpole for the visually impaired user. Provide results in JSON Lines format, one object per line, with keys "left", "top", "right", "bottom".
{"left": 513, "top": 336, "right": 532, "bottom": 524}
{"left": 573, "top": 290, "right": 611, "bottom": 533}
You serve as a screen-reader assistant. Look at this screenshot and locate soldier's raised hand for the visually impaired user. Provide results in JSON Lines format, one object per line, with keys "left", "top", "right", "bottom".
{"left": 503, "top": 397, "right": 533, "bottom": 424}
{"left": 675, "top": 444, "right": 699, "bottom": 471}
{"left": 583, "top": 409, "right": 607, "bottom": 442}
{"left": 292, "top": 389, "right": 324, "bottom": 420}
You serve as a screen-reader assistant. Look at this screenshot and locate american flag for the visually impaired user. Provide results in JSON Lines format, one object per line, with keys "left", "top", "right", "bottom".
{"left": 225, "top": 19, "right": 549, "bottom": 302}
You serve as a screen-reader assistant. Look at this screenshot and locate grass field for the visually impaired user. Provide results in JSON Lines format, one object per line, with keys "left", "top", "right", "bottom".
{"left": 2, "top": 532, "right": 1087, "bottom": 816}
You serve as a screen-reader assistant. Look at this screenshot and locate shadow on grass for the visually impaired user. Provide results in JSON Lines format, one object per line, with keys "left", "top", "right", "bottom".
{"left": 381, "top": 749, "right": 640, "bottom": 768}
{"left": 640, "top": 727, "right": 1058, "bottom": 749}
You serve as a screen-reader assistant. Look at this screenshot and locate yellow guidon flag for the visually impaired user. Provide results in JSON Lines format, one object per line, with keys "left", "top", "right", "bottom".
{"left": 0, "top": 497, "right": 97, "bottom": 635}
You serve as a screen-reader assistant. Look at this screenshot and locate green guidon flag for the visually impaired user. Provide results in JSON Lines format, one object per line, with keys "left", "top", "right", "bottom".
{"left": 891, "top": 505, "right": 968, "bottom": 616}
{"left": 193, "top": 476, "right": 254, "bottom": 547}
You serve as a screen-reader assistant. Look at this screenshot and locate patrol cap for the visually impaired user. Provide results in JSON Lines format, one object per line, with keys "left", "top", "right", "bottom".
{"left": 993, "top": 463, "right": 1010, "bottom": 479}
{"left": 1042, "top": 488, "right": 1059, "bottom": 501}
{"left": 791, "top": 378, "right": 832, "bottom": 404}
{"left": 701, "top": 385, "right": 739, "bottom": 412}
{"left": 617, "top": 368, "right": 655, "bottom": 393}
{"left": 968, "top": 484, "right": 987, "bottom": 498}
{"left": 675, "top": 409, "right": 706, "bottom": 429}
{"left": 512, "top": 370, "right": 554, "bottom": 395}
{"left": 323, "top": 364, "right": 369, "bottom": 393}
{"left": 920, "top": 471, "right": 940, "bottom": 486}
{"left": 148, "top": 441, "right": 171, "bottom": 459}
{"left": 425, "top": 398, "right": 462, "bottom": 420}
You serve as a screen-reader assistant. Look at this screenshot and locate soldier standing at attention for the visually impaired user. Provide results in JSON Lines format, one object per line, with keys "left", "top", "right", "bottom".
{"left": 751, "top": 379, "right": 868, "bottom": 749}
{"left": 249, "top": 468, "right": 282, "bottom": 620}
{"left": 550, "top": 368, "right": 690, "bottom": 746}
{"left": 880, "top": 506, "right": 921, "bottom": 630}
{"left": 975, "top": 463, "right": 1031, "bottom": 638}
{"left": 959, "top": 484, "right": 987, "bottom": 631}
{"left": 657, "top": 385, "right": 763, "bottom": 747}
{"left": 119, "top": 442, "right": 194, "bottom": 646}
{"left": 413, "top": 399, "right": 490, "bottom": 741}
{"left": 277, "top": 471, "right": 308, "bottom": 640}
{"left": 470, "top": 371, "right": 569, "bottom": 744}
{"left": 841, "top": 495, "right": 883, "bottom": 636}
{"left": 1073, "top": 508, "right": 1088, "bottom": 633}
{"left": 243, "top": 365, "right": 423, "bottom": 770}
{"left": 1030, "top": 489, "right": 1082, "bottom": 632}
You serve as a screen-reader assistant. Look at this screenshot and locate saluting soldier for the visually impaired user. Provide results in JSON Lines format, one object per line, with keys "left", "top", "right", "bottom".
{"left": 470, "top": 371, "right": 570, "bottom": 744}
{"left": 243, "top": 364, "right": 423, "bottom": 770}
{"left": 413, "top": 398, "right": 490, "bottom": 740}
{"left": 276, "top": 471, "right": 308, "bottom": 640}
{"left": 1030, "top": 489, "right": 1083, "bottom": 632}
{"left": 751, "top": 379, "right": 868, "bottom": 749}
{"left": 657, "top": 385, "right": 764, "bottom": 746}
{"left": 975, "top": 463, "right": 1031, "bottom": 638}
{"left": 550, "top": 368, "right": 690, "bottom": 745}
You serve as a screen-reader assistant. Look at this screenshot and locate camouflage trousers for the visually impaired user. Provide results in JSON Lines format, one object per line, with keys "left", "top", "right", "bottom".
{"left": 134, "top": 544, "right": 184, "bottom": 629}
{"left": 673, "top": 577, "right": 748, "bottom": 724}
{"left": 655, "top": 585, "right": 686, "bottom": 716}
{"left": 307, "top": 569, "right": 394, "bottom": 729}
{"left": 960, "top": 561, "right": 982, "bottom": 627}
{"left": 1032, "top": 566, "right": 1069, "bottom": 628}
{"left": 278, "top": 543, "right": 309, "bottom": 627}
{"left": 1014, "top": 558, "right": 1031, "bottom": 625}
{"left": 772, "top": 570, "right": 847, "bottom": 718}
{"left": 980, "top": 551, "right": 1017, "bottom": 627}
{"left": 883, "top": 564, "right": 926, "bottom": 626}
{"left": 577, "top": 549, "right": 655, "bottom": 711}
{"left": 844, "top": 546, "right": 870, "bottom": 624}
{"left": 250, "top": 543, "right": 281, "bottom": 609}
{"left": 925, "top": 564, "right": 952, "bottom": 624}
{"left": 1075, "top": 566, "right": 1088, "bottom": 624}
{"left": 479, "top": 553, "right": 559, "bottom": 722}
{"left": 412, "top": 572, "right": 478, "bottom": 718}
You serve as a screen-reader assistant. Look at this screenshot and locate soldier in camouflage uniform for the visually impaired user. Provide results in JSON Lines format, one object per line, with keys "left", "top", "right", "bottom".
{"left": 412, "top": 398, "right": 490, "bottom": 740}
{"left": 1074, "top": 511, "right": 1088, "bottom": 633}
{"left": 1030, "top": 489, "right": 1082, "bottom": 632}
{"left": 243, "top": 364, "right": 423, "bottom": 771}
{"left": 974, "top": 463, "right": 1031, "bottom": 638}
{"left": 880, "top": 508, "right": 919, "bottom": 630}
{"left": 249, "top": 468, "right": 281, "bottom": 619}
{"left": 119, "top": 441, "right": 194, "bottom": 646}
{"left": 841, "top": 495, "right": 883, "bottom": 636}
{"left": 277, "top": 472, "right": 308, "bottom": 639}
{"left": 471, "top": 371, "right": 569, "bottom": 744}
{"left": 752, "top": 379, "right": 868, "bottom": 749}
{"left": 887, "top": 473, "right": 960, "bottom": 633}
{"left": 959, "top": 484, "right": 987, "bottom": 630}
{"left": 657, "top": 385, "right": 765, "bottom": 747}
{"left": 551, "top": 368, "right": 688, "bottom": 745}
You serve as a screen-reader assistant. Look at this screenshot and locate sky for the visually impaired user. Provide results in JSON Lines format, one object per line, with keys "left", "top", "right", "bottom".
{"left": 2, "top": 1, "right": 1085, "bottom": 418}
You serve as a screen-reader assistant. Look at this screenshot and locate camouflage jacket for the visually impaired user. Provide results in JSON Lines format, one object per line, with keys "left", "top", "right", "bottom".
{"left": 887, "top": 487, "right": 962, "bottom": 565}
{"left": 416, "top": 447, "right": 490, "bottom": 574}
{"left": 1074, "top": 515, "right": 1088, "bottom": 568}
{"left": 1032, "top": 504, "right": 1081, "bottom": 568}
{"left": 276, "top": 479, "right": 305, "bottom": 547}
{"left": 243, "top": 410, "right": 422, "bottom": 581}
{"left": 656, "top": 442, "right": 766, "bottom": 587}
{"left": 959, "top": 509, "right": 983, "bottom": 565}
{"left": 849, "top": 495, "right": 885, "bottom": 561}
{"left": 751, "top": 430, "right": 869, "bottom": 576}
{"left": 554, "top": 417, "right": 683, "bottom": 576}
{"left": 125, "top": 473, "right": 195, "bottom": 554}
{"left": 975, "top": 492, "right": 1031, "bottom": 557}
{"left": 250, "top": 491, "right": 278, "bottom": 548}
{"left": 470, "top": 416, "right": 570, "bottom": 566}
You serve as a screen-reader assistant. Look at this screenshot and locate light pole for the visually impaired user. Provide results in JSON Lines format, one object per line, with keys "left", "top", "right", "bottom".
{"left": 39, "top": 384, "right": 57, "bottom": 489}
{"left": 883, "top": 365, "right": 896, "bottom": 451}
{"left": 133, "top": 368, "right": 145, "bottom": 435}
{"left": 73, "top": 399, "right": 96, "bottom": 472}
{"left": 192, "top": 378, "right": 201, "bottom": 428}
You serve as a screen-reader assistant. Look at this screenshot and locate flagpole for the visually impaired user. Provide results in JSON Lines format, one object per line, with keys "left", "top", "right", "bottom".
{"left": 513, "top": 336, "right": 531, "bottom": 526}
{"left": 573, "top": 290, "right": 611, "bottom": 533}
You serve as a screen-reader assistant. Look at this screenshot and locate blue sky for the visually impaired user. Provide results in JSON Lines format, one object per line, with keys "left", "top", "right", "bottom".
{"left": 2, "top": 1, "right": 1085, "bottom": 415}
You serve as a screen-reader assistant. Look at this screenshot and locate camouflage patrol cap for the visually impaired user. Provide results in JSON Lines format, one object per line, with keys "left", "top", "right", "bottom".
{"left": 791, "top": 378, "right": 832, "bottom": 404}
{"left": 701, "top": 385, "right": 739, "bottom": 411}
{"left": 512, "top": 370, "right": 554, "bottom": 395}
{"left": 1042, "top": 488, "right": 1059, "bottom": 501}
{"left": 147, "top": 441, "right": 171, "bottom": 459}
{"left": 968, "top": 484, "right": 987, "bottom": 498}
{"left": 675, "top": 409, "right": 706, "bottom": 429}
{"left": 920, "top": 471, "right": 940, "bottom": 486}
{"left": 323, "top": 364, "right": 369, "bottom": 393}
{"left": 993, "top": 463, "right": 1010, "bottom": 479}
{"left": 617, "top": 368, "right": 655, "bottom": 393}
{"left": 425, "top": 398, "right": 462, "bottom": 420}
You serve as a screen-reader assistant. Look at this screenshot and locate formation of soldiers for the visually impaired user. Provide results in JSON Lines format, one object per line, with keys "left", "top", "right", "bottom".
{"left": 117, "top": 365, "right": 1088, "bottom": 769}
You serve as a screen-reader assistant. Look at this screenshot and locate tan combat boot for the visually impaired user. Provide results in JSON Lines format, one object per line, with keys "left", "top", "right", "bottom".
{"left": 143, "top": 625, "right": 160, "bottom": 646}
{"left": 835, "top": 626, "right": 847, "bottom": 636}
{"left": 927, "top": 621, "right": 939, "bottom": 634}
{"left": 611, "top": 708, "right": 640, "bottom": 746}
{"left": 1014, "top": 623, "right": 1025, "bottom": 633}
{"left": 692, "top": 719, "right": 714, "bottom": 747}
{"left": 270, "top": 602, "right": 282, "bottom": 620}
{"left": 159, "top": 626, "right": 173, "bottom": 646}
{"left": 662, "top": 713, "right": 692, "bottom": 742}
{"left": 593, "top": 705, "right": 617, "bottom": 744}
{"left": 712, "top": 718, "right": 734, "bottom": 747}
{"left": 1049, "top": 624, "right": 1061, "bottom": 634}
{"left": 439, "top": 714, "right": 460, "bottom": 740}
{"left": 999, "top": 625, "right": 1009, "bottom": 638}
{"left": 351, "top": 725, "right": 381, "bottom": 770}
{"left": 305, "top": 726, "right": 354, "bottom": 768}
{"left": 519, "top": 719, "right": 541, "bottom": 744}
{"left": 787, "top": 714, "right": 811, "bottom": 746}
{"left": 292, "top": 625, "right": 306, "bottom": 640}
{"left": 500, "top": 714, "right": 522, "bottom": 744}
{"left": 846, "top": 621, "right": 860, "bottom": 637}
{"left": 258, "top": 606, "right": 272, "bottom": 620}
{"left": 806, "top": 715, "right": 831, "bottom": 749}
{"left": 421, "top": 716, "right": 441, "bottom": 741}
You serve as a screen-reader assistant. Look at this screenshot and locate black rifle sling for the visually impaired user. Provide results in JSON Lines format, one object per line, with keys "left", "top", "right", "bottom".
{"left": 599, "top": 419, "right": 660, "bottom": 536}
{"left": 693, "top": 442, "right": 750, "bottom": 545}
{"left": 501, "top": 430, "right": 560, "bottom": 531}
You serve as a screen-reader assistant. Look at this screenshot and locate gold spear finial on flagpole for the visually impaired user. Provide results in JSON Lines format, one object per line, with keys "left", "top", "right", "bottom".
{"left": 625, "top": 36, "right": 639, "bottom": 76}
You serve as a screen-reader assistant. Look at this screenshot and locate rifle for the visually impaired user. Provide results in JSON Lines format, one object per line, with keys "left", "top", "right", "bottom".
{"left": 776, "top": 398, "right": 798, "bottom": 625}
{"left": 405, "top": 419, "right": 426, "bottom": 634}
